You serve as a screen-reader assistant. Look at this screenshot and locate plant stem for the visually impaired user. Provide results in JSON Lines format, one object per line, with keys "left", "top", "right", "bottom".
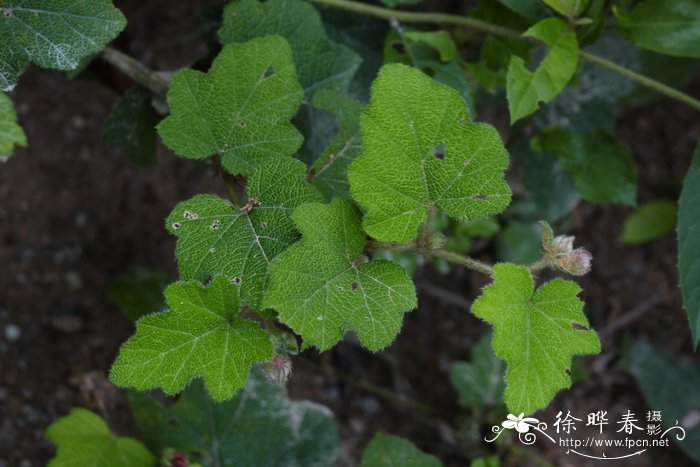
{"left": 100, "top": 47, "right": 171, "bottom": 96}
{"left": 213, "top": 154, "right": 243, "bottom": 206}
{"left": 309, "top": 0, "right": 700, "bottom": 111}
{"left": 527, "top": 259, "right": 548, "bottom": 273}
{"left": 367, "top": 240, "right": 494, "bottom": 275}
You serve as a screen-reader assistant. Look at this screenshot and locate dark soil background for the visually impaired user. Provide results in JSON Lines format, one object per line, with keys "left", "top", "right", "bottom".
{"left": 1, "top": 1, "right": 699, "bottom": 466}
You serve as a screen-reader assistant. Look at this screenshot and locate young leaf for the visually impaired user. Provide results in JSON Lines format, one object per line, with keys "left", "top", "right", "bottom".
{"left": 309, "top": 90, "right": 363, "bottom": 200}
{"left": 617, "top": 0, "right": 700, "bottom": 59}
{"left": 360, "top": 433, "right": 442, "bottom": 467}
{"left": 349, "top": 64, "right": 511, "bottom": 244}
{"left": 166, "top": 158, "right": 321, "bottom": 310}
{"left": 471, "top": 263, "right": 600, "bottom": 414}
{"left": 449, "top": 331, "right": 506, "bottom": 409}
{"left": 264, "top": 198, "right": 417, "bottom": 352}
{"left": 506, "top": 18, "right": 579, "bottom": 123}
{"left": 621, "top": 200, "right": 676, "bottom": 244}
{"left": 129, "top": 370, "right": 339, "bottom": 467}
{"left": 110, "top": 276, "right": 273, "bottom": 401}
{"left": 157, "top": 36, "right": 303, "bottom": 175}
{"left": 532, "top": 128, "right": 637, "bottom": 206}
{"left": 108, "top": 267, "right": 172, "bottom": 322}
{"left": 103, "top": 87, "right": 160, "bottom": 167}
{"left": 0, "top": 0, "right": 126, "bottom": 91}
{"left": 678, "top": 143, "right": 700, "bottom": 348}
{"left": 46, "top": 408, "right": 154, "bottom": 467}
{"left": 219, "top": 0, "right": 361, "bottom": 98}
{"left": 627, "top": 342, "right": 700, "bottom": 462}
{"left": 0, "top": 92, "right": 26, "bottom": 159}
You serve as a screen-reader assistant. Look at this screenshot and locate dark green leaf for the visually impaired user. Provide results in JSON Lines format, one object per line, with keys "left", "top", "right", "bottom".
{"left": 449, "top": 331, "right": 506, "bottom": 409}
{"left": 104, "top": 88, "right": 160, "bottom": 167}
{"left": 360, "top": 433, "right": 442, "bottom": 467}
{"left": 108, "top": 267, "right": 172, "bottom": 322}
{"left": 678, "top": 143, "right": 700, "bottom": 348}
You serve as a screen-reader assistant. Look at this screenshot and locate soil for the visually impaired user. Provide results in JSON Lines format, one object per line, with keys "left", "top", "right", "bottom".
{"left": 1, "top": 1, "right": 699, "bottom": 466}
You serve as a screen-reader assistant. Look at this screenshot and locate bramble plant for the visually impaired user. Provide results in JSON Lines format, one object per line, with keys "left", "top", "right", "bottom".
{"left": 3, "top": 0, "right": 700, "bottom": 464}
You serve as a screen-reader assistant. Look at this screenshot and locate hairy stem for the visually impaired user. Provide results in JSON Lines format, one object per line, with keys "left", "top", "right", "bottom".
{"left": 309, "top": 0, "right": 700, "bottom": 111}
{"left": 100, "top": 47, "right": 171, "bottom": 96}
{"left": 367, "top": 240, "right": 494, "bottom": 275}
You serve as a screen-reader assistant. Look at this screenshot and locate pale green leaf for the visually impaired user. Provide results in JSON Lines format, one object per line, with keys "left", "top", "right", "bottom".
{"left": 108, "top": 267, "right": 172, "bottom": 322}
{"left": 310, "top": 89, "right": 363, "bottom": 200}
{"left": 0, "top": 92, "right": 25, "bottom": 159}
{"left": 46, "top": 408, "right": 154, "bottom": 467}
{"left": 617, "top": 0, "right": 700, "bottom": 58}
{"left": 471, "top": 456, "right": 500, "bottom": 467}
{"left": 129, "top": 370, "right": 338, "bottom": 467}
{"left": 621, "top": 200, "right": 676, "bottom": 244}
{"left": 264, "top": 198, "right": 417, "bottom": 352}
{"left": 471, "top": 263, "right": 600, "bottom": 414}
{"left": 628, "top": 342, "right": 700, "bottom": 462}
{"left": 360, "top": 433, "right": 442, "bottom": 467}
{"left": 157, "top": 36, "right": 303, "bottom": 175}
{"left": 349, "top": 64, "right": 511, "bottom": 244}
{"left": 103, "top": 87, "right": 160, "bottom": 167}
{"left": 0, "top": 0, "right": 126, "bottom": 90}
{"left": 506, "top": 18, "right": 579, "bottom": 123}
{"left": 110, "top": 276, "right": 273, "bottom": 401}
{"left": 219, "top": 0, "right": 361, "bottom": 99}
{"left": 449, "top": 331, "right": 506, "bottom": 409}
{"left": 166, "top": 158, "right": 321, "bottom": 310}
{"left": 532, "top": 128, "right": 637, "bottom": 206}
{"left": 541, "top": 0, "right": 589, "bottom": 18}
{"left": 678, "top": 143, "right": 700, "bottom": 348}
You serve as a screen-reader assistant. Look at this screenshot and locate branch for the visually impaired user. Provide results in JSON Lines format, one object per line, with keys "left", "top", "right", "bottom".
{"left": 309, "top": 0, "right": 700, "bottom": 111}
{"left": 366, "top": 240, "right": 494, "bottom": 275}
{"left": 100, "top": 47, "right": 171, "bottom": 97}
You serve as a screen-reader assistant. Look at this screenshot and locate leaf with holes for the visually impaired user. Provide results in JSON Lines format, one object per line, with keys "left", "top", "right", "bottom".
{"left": 309, "top": 89, "right": 363, "bottom": 200}
{"left": 166, "top": 158, "right": 321, "bottom": 310}
{"left": 506, "top": 18, "right": 579, "bottom": 123}
{"left": 157, "top": 35, "right": 303, "bottom": 175}
{"left": 110, "top": 276, "right": 273, "bottom": 401}
{"left": 264, "top": 198, "right": 417, "bottom": 351}
{"left": 348, "top": 64, "right": 511, "bottom": 244}
{"left": 46, "top": 408, "right": 154, "bottom": 467}
{"left": 360, "top": 433, "right": 442, "bottom": 467}
{"left": 128, "top": 370, "right": 338, "bottom": 467}
{"left": 0, "top": 92, "right": 25, "bottom": 158}
{"left": 219, "top": 0, "right": 361, "bottom": 99}
{"left": 471, "top": 263, "right": 600, "bottom": 414}
{"left": 0, "top": 0, "right": 126, "bottom": 91}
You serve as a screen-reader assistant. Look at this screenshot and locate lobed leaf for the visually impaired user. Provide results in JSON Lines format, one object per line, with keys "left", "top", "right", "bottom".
{"left": 264, "top": 198, "right": 417, "bottom": 351}
{"left": 110, "top": 276, "right": 273, "bottom": 401}
{"left": 0, "top": 92, "right": 26, "bottom": 159}
{"left": 678, "top": 143, "right": 700, "bottom": 348}
{"left": 129, "top": 370, "right": 339, "bottom": 467}
{"left": 0, "top": 0, "right": 126, "bottom": 90}
{"left": 360, "top": 433, "right": 442, "bottom": 467}
{"left": 349, "top": 64, "right": 511, "bottom": 244}
{"left": 506, "top": 18, "right": 579, "bottom": 123}
{"left": 46, "top": 408, "right": 154, "bottom": 467}
{"left": 471, "top": 263, "right": 600, "bottom": 414}
{"left": 157, "top": 35, "right": 303, "bottom": 175}
{"left": 219, "top": 0, "right": 361, "bottom": 99}
{"left": 166, "top": 158, "right": 321, "bottom": 310}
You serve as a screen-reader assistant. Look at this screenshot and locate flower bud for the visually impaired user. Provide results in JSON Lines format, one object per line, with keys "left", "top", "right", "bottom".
{"left": 542, "top": 230, "right": 593, "bottom": 276}
{"left": 260, "top": 354, "right": 293, "bottom": 384}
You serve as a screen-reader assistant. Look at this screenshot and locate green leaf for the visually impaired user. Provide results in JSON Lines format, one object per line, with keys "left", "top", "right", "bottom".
{"left": 506, "top": 18, "right": 579, "bottom": 123}
{"left": 628, "top": 341, "right": 700, "bottom": 462}
{"left": 129, "top": 370, "right": 338, "bottom": 467}
{"left": 621, "top": 200, "right": 676, "bottom": 244}
{"left": 349, "top": 64, "right": 511, "bottom": 244}
{"left": 110, "top": 276, "right": 273, "bottom": 401}
{"left": 403, "top": 31, "right": 458, "bottom": 62}
{"left": 470, "top": 456, "right": 500, "bottom": 467}
{"left": 157, "top": 36, "right": 303, "bottom": 175}
{"left": 617, "top": 0, "right": 700, "bottom": 58}
{"left": 380, "top": 0, "right": 422, "bottom": 7}
{"left": 108, "top": 267, "right": 172, "bottom": 322}
{"left": 46, "top": 408, "right": 154, "bottom": 467}
{"left": 541, "top": 0, "right": 589, "bottom": 18}
{"left": 495, "top": 221, "right": 542, "bottom": 264}
{"left": 532, "top": 128, "right": 637, "bottom": 206}
{"left": 103, "top": 88, "right": 160, "bottom": 167}
{"left": 0, "top": 0, "right": 126, "bottom": 90}
{"left": 166, "top": 158, "right": 321, "bottom": 310}
{"left": 309, "top": 89, "right": 363, "bottom": 200}
{"left": 219, "top": 0, "right": 360, "bottom": 99}
{"left": 360, "top": 433, "right": 442, "bottom": 467}
{"left": 449, "top": 331, "right": 506, "bottom": 409}
{"left": 678, "top": 143, "right": 700, "bottom": 348}
{"left": 495, "top": 0, "right": 549, "bottom": 19}
{"left": 471, "top": 263, "right": 600, "bottom": 414}
{"left": 0, "top": 92, "right": 25, "bottom": 159}
{"left": 264, "top": 198, "right": 417, "bottom": 351}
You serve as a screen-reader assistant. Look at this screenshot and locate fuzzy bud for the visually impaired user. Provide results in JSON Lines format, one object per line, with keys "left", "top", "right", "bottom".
{"left": 542, "top": 233, "right": 593, "bottom": 276}
{"left": 260, "top": 354, "right": 293, "bottom": 384}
